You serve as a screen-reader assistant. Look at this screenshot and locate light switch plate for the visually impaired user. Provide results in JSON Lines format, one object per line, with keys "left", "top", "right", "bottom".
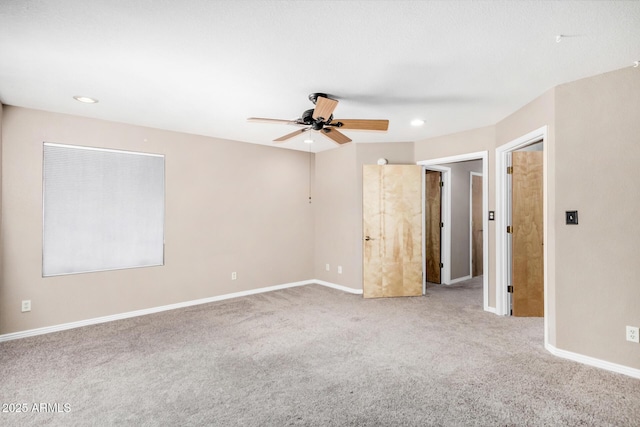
{"left": 566, "top": 211, "right": 578, "bottom": 225}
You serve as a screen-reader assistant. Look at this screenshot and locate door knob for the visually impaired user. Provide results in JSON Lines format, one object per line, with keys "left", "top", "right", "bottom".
{"left": 364, "top": 236, "right": 375, "bottom": 241}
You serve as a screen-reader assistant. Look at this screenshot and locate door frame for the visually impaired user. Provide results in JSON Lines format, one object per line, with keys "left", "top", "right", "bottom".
{"left": 495, "top": 126, "right": 548, "bottom": 322}
{"left": 421, "top": 165, "right": 450, "bottom": 292}
{"left": 469, "top": 172, "right": 483, "bottom": 278}
{"left": 417, "top": 151, "right": 489, "bottom": 312}
{"left": 424, "top": 169, "right": 444, "bottom": 286}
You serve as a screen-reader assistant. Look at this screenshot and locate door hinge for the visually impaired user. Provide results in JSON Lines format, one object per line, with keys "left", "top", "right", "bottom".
{"left": 440, "top": 222, "right": 444, "bottom": 228}
{"left": 507, "top": 166, "right": 513, "bottom": 175}
{"left": 440, "top": 181, "right": 444, "bottom": 187}
{"left": 507, "top": 225, "right": 512, "bottom": 234}
{"left": 439, "top": 262, "right": 444, "bottom": 269}
{"left": 507, "top": 285, "right": 513, "bottom": 293}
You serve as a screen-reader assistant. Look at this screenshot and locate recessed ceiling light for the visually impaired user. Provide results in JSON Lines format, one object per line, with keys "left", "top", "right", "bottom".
{"left": 73, "top": 96, "right": 99, "bottom": 104}
{"left": 410, "top": 119, "right": 425, "bottom": 127}
{"left": 303, "top": 139, "right": 314, "bottom": 144}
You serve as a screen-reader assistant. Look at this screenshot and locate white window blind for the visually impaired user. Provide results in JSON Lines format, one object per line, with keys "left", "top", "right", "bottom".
{"left": 43, "top": 143, "right": 165, "bottom": 276}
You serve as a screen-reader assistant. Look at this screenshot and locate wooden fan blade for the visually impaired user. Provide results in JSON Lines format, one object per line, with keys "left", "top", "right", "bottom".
{"left": 247, "top": 117, "right": 301, "bottom": 125}
{"left": 312, "top": 96, "right": 339, "bottom": 121}
{"left": 274, "top": 128, "right": 310, "bottom": 142}
{"left": 332, "top": 119, "right": 389, "bottom": 131}
{"left": 322, "top": 128, "right": 352, "bottom": 144}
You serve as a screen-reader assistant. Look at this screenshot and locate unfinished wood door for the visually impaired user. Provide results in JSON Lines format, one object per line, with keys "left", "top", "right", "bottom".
{"left": 425, "top": 170, "right": 442, "bottom": 284}
{"left": 363, "top": 165, "right": 423, "bottom": 298}
{"left": 471, "top": 174, "right": 483, "bottom": 277}
{"left": 511, "top": 151, "right": 543, "bottom": 317}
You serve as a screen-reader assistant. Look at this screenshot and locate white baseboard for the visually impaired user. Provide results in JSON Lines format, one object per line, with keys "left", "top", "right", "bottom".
{"left": 484, "top": 305, "right": 497, "bottom": 314}
{"left": 314, "top": 280, "right": 363, "bottom": 295}
{"left": 545, "top": 342, "right": 640, "bottom": 379}
{"left": 2, "top": 281, "right": 638, "bottom": 380}
{"left": 445, "top": 275, "right": 472, "bottom": 285}
{"left": 0, "top": 279, "right": 359, "bottom": 343}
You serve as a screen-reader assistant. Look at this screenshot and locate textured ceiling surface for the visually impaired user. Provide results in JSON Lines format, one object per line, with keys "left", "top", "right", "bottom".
{"left": 1, "top": 1, "right": 639, "bottom": 152}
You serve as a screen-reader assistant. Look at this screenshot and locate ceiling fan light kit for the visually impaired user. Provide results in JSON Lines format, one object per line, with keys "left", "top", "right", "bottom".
{"left": 248, "top": 93, "right": 389, "bottom": 145}
{"left": 73, "top": 96, "right": 99, "bottom": 104}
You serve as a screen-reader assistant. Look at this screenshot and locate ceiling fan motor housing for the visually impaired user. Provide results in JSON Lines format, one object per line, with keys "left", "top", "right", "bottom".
{"left": 302, "top": 108, "right": 333, "bottom": 129}
{"left": 301, "top": 109, "right": 315, "bottom": 124}
{"left": 248, "top": 92, "right": 387, "bottom": 145}
{"left": 308, "top": 92, "right": 328, "bottom": 104}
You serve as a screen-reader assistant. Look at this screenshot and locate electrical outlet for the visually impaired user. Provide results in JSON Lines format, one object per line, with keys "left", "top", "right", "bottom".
{"left": 337, "top": 266, "right": 343, "bottom": 274}
{"left": 626, "top": 326, "right": 639, "bottom": 343}
{"left": 21, "top": 300, "right": 31, "bottom": 312}
{"left": 231, "top": 272, "right": 237, "bottom": 280}
{"left": 325, "top": 264, "right": 330, "bottom": 272}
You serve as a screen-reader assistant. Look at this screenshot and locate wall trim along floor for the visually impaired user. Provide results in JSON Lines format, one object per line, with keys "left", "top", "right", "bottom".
{"left": 545, "top": 343, "right": 640, "bottom": 380}
{"left": 1, "top": 280, "right": 637, "bottom": 379}
{"left": 0, "top": 280, "right": 363, "bottom": 343}
{"left": 448, "top": 274, "right": 473, "bottom": 285}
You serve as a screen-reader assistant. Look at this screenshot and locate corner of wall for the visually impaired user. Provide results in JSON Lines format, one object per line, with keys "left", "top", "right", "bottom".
{"left": 0, "top": 102, "right": 4, "bottom": 248}
{"left": 0, "top": 102, "right": 4, "bottom": 332}
{"left": 552, "top": 66, "right": 640, "bottom": 370}
{"left": 313, "top": 144, "right": 359, "bottom": 289}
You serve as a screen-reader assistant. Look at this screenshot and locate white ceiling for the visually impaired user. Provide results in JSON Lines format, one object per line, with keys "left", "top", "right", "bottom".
{"left": 1, "top": 1, "right": 639, "bottom": 153}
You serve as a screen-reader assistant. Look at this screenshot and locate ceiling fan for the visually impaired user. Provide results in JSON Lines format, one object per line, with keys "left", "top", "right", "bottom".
{"left": 247, "top": 93, "right": 389, "bottom": 144}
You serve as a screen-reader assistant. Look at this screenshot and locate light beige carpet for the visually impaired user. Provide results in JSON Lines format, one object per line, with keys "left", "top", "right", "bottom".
{"left": 1, "top": 278, "right": 638, "bottom": 426}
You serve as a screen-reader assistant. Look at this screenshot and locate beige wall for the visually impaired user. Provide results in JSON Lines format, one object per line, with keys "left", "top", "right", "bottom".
{"left": 0, "top": 107, "right": 314, "bottom": 334}
{"left": 414, "top": 125, "right": 496, "bottom": 161}
{"left": 313, "top": 142, "right": 414, "bottom": 290}
{"left": 554, "top": 67, "right": 640, "bottom": 369}
{"left": 414, "top": 67, "right": 640, "bottom": 371}
{"left": 414, "top": 93, "right": 554, "bottom": 313}
{"left": 415, "top": 126, "right": 496, "bottom": 305}
{"left": 495, "top": 88, "right": 556, "bottom": 345}
{"left": 2, "top": 67, "right": 638, "bottom": 374}
{"left": 314, "top": 144, "right": 358, "bottom": 287}
{"left": 0, "top": 102, "right": 3, "bottom": 299}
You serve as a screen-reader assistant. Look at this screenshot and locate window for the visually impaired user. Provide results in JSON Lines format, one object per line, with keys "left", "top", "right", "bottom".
{"left": 42, "top": 143, "right": 165, "bottom": 276}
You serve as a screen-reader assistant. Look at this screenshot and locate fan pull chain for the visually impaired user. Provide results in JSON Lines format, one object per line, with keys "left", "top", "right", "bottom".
{"left": 308, "top": 143, "right": 312, "bottom": 204}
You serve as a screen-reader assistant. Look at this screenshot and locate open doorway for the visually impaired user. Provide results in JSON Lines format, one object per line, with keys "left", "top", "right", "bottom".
{"left": 425, "top": 170, "right": 442, "bottom": 285}
{"left": 496, "top": 126, "right": 548, "bottom": 323}
{"left": 471, "top": 172, "right": 483, "bottom": 279}
{"left": 418, "top": 151, "right": 490, "bottom": 313}
{"left": 509, "top": 143, "right": 544, "bottom": 316}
